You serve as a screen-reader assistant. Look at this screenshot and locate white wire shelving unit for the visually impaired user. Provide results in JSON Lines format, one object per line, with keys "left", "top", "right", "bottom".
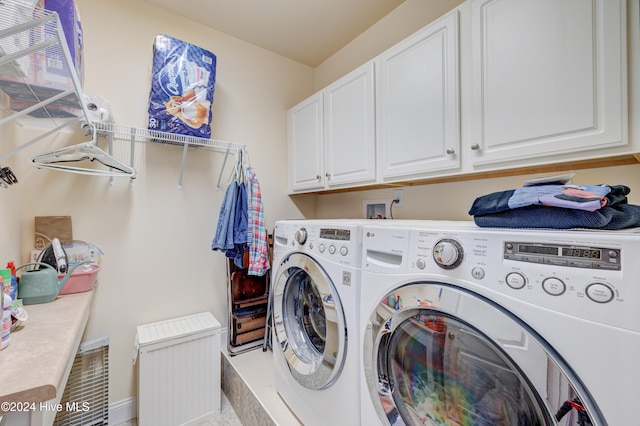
{"left": 0, "top": 0, "right": 92, "bottom": 188}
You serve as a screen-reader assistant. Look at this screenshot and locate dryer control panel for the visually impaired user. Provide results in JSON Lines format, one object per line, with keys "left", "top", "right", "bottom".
{"left": 504, "top": 241, "right": 621, "bottom": 271}
{"left": 362, "top": 221, "right": 640, "bottom": 332}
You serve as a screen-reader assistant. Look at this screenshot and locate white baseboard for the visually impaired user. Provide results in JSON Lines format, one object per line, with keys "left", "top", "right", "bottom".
{"left": 109, "top": 397, "right": 136, "bottom": 425}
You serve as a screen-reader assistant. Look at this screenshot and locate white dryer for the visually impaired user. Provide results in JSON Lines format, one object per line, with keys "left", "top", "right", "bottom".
{"left": 272, "top": 220, "right": 365, "bottom": 426}
{"left": 360, "top": 220, "right": 640, "bottom": 426}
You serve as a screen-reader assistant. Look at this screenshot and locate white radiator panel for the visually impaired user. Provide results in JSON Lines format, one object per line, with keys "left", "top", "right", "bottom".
{"left": 136, "top": 312, "right": 221, "bottom": 426}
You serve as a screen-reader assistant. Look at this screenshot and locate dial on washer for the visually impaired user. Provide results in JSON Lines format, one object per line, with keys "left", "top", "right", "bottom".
{"left": 433, "top": 238, "right": 464, "bottom": 269}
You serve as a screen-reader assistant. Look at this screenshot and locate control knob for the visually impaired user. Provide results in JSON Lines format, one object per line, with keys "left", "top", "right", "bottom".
{"left": 294, "top": 228, "right": 308, "bottom": 245}
{"left": 433, "top": 238, "right": 463, "bottom": 269}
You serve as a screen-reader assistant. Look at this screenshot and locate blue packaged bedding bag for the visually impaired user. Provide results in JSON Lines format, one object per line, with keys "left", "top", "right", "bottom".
{"left": 147, "top": 34, "right": 216, "bottom": 139}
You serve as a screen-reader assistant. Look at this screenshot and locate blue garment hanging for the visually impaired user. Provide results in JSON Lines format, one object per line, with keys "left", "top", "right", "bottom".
{"left": 226, "top": 182, "right": 248, "bottom": 268}
{"left": 211, "top": 181, "right": 239, "bottom": 252}
{"left": 211, "top": 148, "right": 249, "bottom": 264}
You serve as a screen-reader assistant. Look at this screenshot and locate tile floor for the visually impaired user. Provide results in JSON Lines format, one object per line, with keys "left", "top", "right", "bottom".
{"left": 114, "top": 392, "right": 242, "bottom": 426}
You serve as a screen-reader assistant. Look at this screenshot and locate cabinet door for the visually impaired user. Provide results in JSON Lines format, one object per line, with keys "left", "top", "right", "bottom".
{"left": 288, "top": 93, "right": 325, "bottom": 192}
{"left": 377, "top": 10, "right": 460, "bottom": 181}
{"left": 324, "top": 62, "right": 376, "bottom": 187}
{"left": 470, "top": 0, "right": 626, "bottom": 166}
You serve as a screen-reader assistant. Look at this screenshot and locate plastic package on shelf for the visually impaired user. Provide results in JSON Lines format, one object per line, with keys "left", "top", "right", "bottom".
{"left": 147, "top": 34, "right": 217, "bottom": 140}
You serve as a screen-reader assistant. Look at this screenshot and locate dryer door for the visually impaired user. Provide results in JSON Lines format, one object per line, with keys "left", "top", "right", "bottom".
{"left": 364, "top": 282, "right": 604, "bottom": 426}
{"left": 273, "top": 252, "right": 347, "bottom": 390}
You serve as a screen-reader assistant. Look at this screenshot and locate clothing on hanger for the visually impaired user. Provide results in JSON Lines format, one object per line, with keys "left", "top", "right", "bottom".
{"left": 246, "top": 165, "right": 269, "bottom": 277}
{"left": 211, "top": 149, "right": 250, "bottom": 265}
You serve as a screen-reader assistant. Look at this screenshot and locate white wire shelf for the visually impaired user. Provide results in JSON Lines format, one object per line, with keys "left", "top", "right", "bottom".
{"left": 93, "top": 121, "right": 246, "bottom": 153}
{"left": 93, "top": 121, "right": 246, "bottom": 188}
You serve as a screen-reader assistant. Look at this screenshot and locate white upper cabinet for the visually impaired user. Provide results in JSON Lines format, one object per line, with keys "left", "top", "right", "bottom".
{"left": 287, "top": 0, "right": 633, "bottom": 193}
{"left": 377, "top": 9, "right": 460, "bottom": 181}
{"left": 468, "top": 0, "right": 627, "bottom": 167}
{"left": 288, "top": 92, "right": 325, "bottom": 192}
{"left": 324, "top": 61, "right": 376, "bottom": 187}
{"left": 288, "top": 62, "right": 375, "bottom": 192}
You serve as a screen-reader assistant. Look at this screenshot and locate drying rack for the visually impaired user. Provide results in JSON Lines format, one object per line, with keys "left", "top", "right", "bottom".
{"left": 93, "top": 122, "right": 247, "bottom": 188}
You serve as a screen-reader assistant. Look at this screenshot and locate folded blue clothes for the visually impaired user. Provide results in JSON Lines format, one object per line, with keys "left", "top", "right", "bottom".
{"left": 469, "top": 185, "right": 630, "bottom": 216}
{"left": 473, "top": 203, "right": 640, "bottom": 230}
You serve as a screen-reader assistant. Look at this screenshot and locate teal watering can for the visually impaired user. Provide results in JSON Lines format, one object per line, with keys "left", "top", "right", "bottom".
{"left": 16, "top": 261, "right": 93, "bottom": 305}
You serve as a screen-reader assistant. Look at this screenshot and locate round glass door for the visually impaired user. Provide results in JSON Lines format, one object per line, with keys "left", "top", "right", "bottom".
{"left": 273, "top": 252, "right": 347, "bottom": 390}
{"left": 364, "top": 282, "right": 603, "bottom": 426}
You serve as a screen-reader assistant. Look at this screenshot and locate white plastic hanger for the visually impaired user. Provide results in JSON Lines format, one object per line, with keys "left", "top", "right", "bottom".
{"left": 29, "top": 124, "right": 137, "bottom": 177}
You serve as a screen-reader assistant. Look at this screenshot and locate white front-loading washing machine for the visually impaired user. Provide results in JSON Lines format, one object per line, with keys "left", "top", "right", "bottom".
{"left": 272, "top": 220, "right": 366, "bottom": 426}
{"left": 360, "top": 220, "right": 640, "bottom": 426}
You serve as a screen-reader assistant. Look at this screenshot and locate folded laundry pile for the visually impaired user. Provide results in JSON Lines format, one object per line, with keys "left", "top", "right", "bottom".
{"left": 469, "top": 183, "right": 640, "bottom": 229}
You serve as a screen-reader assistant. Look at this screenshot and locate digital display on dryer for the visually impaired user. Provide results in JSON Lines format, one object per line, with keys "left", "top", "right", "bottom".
{"left": 320, "top": 228, "right": 350, "bottom": 241}
{"left": 562, "top": 248, "right": 601, "bottom": 259}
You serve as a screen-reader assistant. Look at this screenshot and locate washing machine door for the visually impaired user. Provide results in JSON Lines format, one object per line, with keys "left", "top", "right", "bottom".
{"left": 364, "top": 282, "right": 604, "bottom": 426}
{"left": 273, "top": 252, "right": 347, "bottom": 390}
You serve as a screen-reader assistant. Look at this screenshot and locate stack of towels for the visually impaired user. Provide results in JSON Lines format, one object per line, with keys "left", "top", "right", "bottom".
{"left": 469, "top": 183, "right": 640, "bottom": 229}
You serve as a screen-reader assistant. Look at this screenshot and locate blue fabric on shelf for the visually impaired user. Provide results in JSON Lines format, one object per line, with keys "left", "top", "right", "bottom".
{"left": 473, "top": 203, "right": 640, "bottom": 230}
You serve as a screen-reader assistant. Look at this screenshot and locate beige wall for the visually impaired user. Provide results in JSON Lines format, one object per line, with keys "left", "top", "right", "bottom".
{"left": 0, "top": 120, "right": 23, "bottom": 262}
{"left": 3, "top": 0, "right": 312, "bottom": 405}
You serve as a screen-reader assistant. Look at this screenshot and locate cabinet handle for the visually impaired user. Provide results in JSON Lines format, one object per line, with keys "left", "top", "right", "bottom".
{"left": 316, "top": 175, "right": 322, "bottom": 181}
{"left": 446, "top": 148, "right": 455, "bottom": 155}
{"left": 470, "top": 144, "right": 480, "bottom": 151}
{"left": 325, "top": 172, "right": 331, "bottom": 180}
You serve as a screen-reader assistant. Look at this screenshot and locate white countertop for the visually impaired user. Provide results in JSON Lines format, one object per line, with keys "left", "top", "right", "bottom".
{"left": 0, "top": 291, "right": 94, "bottom": 408}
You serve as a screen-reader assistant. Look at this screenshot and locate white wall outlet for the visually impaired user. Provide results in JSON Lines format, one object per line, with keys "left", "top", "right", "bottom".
{"left": 393, "top": 189, "right": 403, "bottom": 208}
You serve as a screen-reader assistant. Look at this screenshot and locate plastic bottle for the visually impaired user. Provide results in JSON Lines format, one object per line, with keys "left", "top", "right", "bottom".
{"left": 395, "top": 295, "right": 402, "bottom": 311}
{"left": 6, "top": 261, "right": 17, "bottom": 301}
{"left": 0, "top": 268, "right": 9, "bottom": 297}
{"left": 1, "top": 293, "right": 11, "bottom": 349}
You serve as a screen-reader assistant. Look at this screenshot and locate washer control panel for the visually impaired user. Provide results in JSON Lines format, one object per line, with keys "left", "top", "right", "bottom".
{"left": 285, "top": 223, "right": 362, "bottom": 267}
{"left": 504, "top": 241, "right": 621, "bottom": 271}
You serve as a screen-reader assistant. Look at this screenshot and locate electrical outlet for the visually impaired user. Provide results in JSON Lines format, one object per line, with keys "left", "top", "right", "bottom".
{"left": 393, "top": 189, "right": 403, "bottom": 208}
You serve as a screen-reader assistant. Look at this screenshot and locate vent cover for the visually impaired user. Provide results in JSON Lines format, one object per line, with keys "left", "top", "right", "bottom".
{"left": 54, "top": 335, "right": 109, "bottom": 426}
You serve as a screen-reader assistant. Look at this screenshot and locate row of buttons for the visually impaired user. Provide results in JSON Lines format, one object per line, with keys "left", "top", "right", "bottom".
{"left": 505, "top": 272, "right": 615, "bottom": 303}
{"left": 307, "top": 242, "right": 349, "bottom": 256}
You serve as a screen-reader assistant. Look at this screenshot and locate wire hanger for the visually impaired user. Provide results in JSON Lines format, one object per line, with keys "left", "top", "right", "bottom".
{"left": 29, "top": 124, "right": 137, "bottom": 177}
